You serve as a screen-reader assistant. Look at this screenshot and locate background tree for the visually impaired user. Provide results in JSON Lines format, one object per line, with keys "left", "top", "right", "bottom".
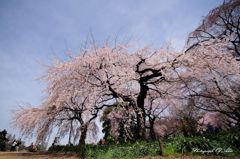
{"left": 183, "top": 0, "right": 240, "bottom": 130}
{"left": 173, "top": 98, "right": 202, "bottom": 137}
{"left": 180, "top": 38, "right": 240, "bottom": 128}
{"left": 145, "top": 93, "right": 169, "bottom": 140}
{"left": 186, "top": 0, "right": 240, "bottom": 58}
{"left": 0, "top": 129, "right": 8, "bottom": 151}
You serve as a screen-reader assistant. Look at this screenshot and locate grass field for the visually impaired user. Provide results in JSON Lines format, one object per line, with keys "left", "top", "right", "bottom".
{"left": 0, "top": 152, "right": 238, "bottom": 159}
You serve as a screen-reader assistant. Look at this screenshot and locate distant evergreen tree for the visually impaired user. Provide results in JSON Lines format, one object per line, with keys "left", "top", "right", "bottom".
{"left": 0, "top": 129, "right": 8, "bottom": 151}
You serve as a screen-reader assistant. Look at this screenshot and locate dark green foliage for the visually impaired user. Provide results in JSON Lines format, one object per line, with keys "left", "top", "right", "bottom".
{"left": 117, "top": 121, "right": 126, "bottom": 142}
{"left": 180, "top": 115, "right": 199, "bottom": 137}
{"left": 176, "top": 99, "right": 200, "bottom": 137}
{"left": 101, "top": 107, "right": 113, "bottom": 141}
{"left": 204, "top": 127, "right": 240, "bottom": 151}
{"left": 102, "top": 119, "right": 111, "bottom": 140}
{"left": 0, "top": 129, "right": 8, "bottom": 151}
{"left": 164, "top": 129, "right": 240, "bottom": 156}
{"left": 165, "top": 136, "right": 219, "bottom": 154}
{"left": 49, "top": 141, "right": 160, "bottom": 158}
{"left": 48, "top": 128, "right": 240, "bottom": 158}
{"left": 48, "top": 145, "right": 77, "bottom": 152}
{"left": 101, "top": 106, "right": 139, "bottom": 143}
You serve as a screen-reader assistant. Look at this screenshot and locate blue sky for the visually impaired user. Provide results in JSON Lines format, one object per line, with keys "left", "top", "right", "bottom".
{"left": 0, "top": 0, "right": 223, "bottom": 140}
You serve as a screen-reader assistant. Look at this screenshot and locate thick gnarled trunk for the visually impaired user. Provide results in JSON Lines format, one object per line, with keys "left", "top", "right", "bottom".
{"left": 122, "top": 95, "right": 146, "bottom": 139}
{"left": 78, "top": 123, "right": 89, "bottom": 159}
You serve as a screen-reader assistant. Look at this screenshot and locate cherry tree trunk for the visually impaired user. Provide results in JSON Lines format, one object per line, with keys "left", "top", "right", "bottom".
{"left": 158, "top": 138, "right": 164, "bottom": 156}
{"left": 78, "top": 123, "right": 89, "bottom": 159}
{"left": 149, "top": 118, "right": 156, "bottom": 140}
{"left": 137, "top": 111, "right": 146, "bottom": 138}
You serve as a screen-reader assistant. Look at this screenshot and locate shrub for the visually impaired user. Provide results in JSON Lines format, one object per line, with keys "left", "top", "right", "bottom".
{"left": 164, "top": 134, "right": 239, "bottom": 156}
{"left": 48, "top": 140, "right": 160, "bottom": 158}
